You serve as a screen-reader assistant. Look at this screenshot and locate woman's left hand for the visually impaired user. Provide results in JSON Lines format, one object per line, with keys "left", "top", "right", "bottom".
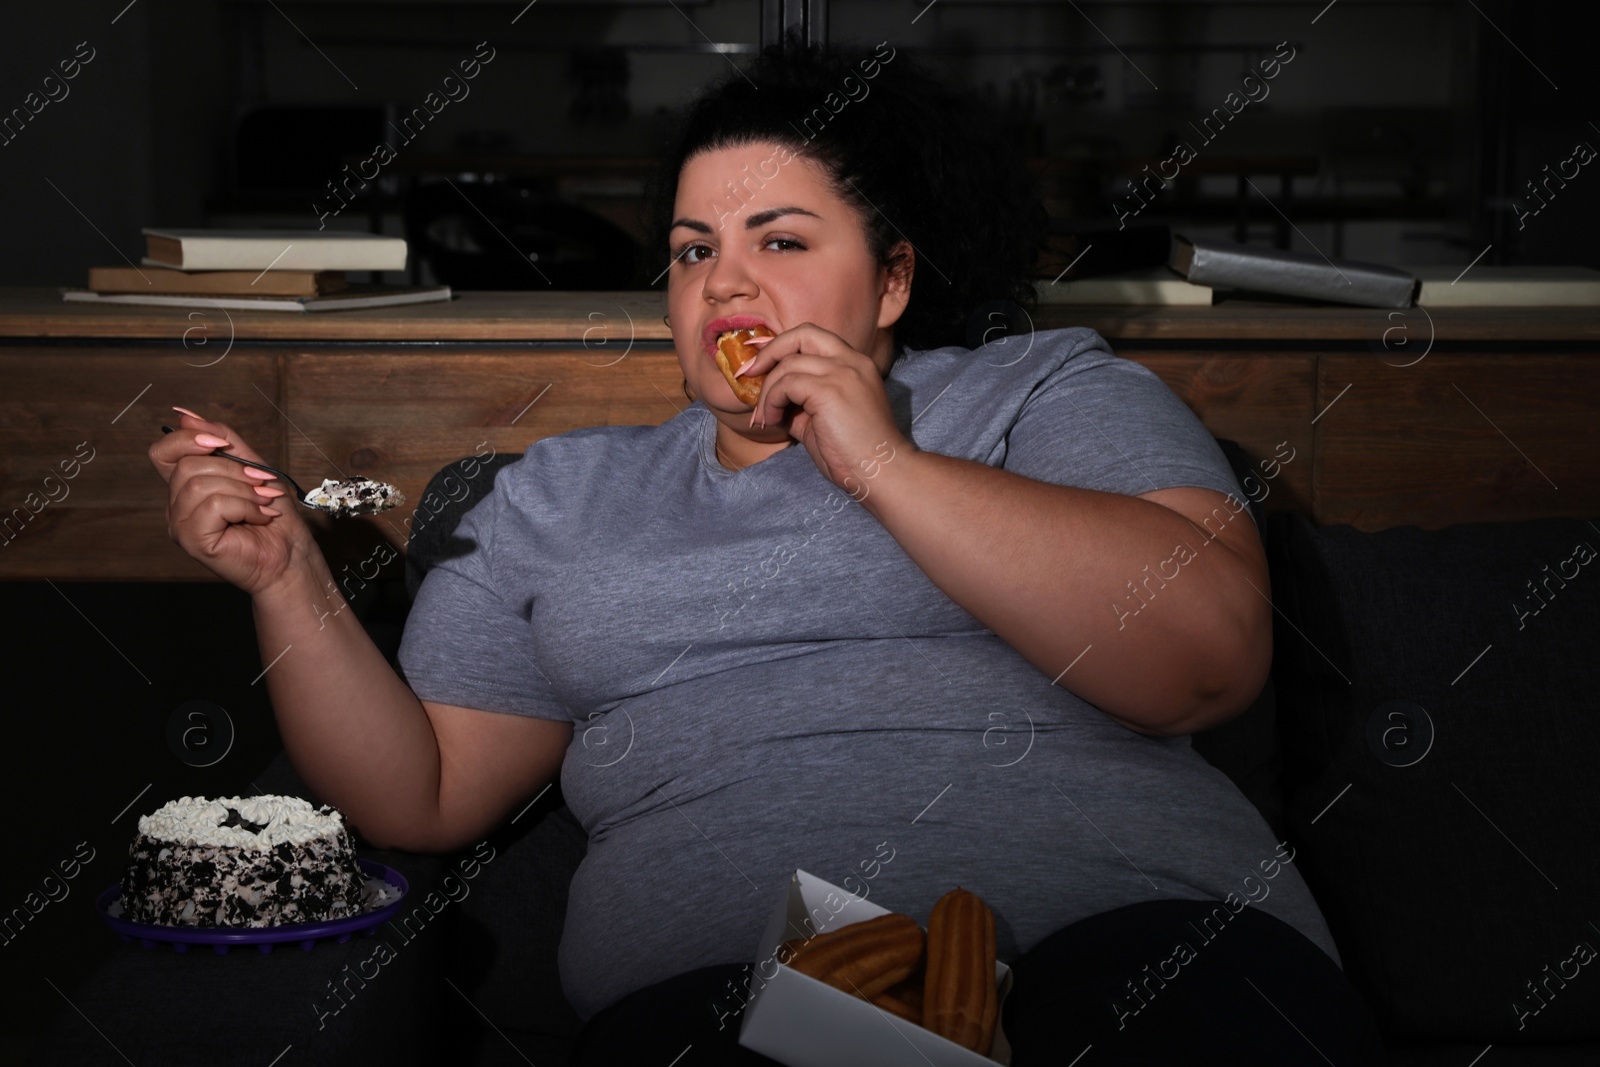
{"left": 739, "top": 323, "right": 913, "bottom": 498}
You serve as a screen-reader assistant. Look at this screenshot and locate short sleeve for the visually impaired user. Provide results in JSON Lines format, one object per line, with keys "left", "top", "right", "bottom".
{"left": 395, "top": 476, "right": 572, "bottom": 722}
{"left": 1001, "top": 333, "right": 1253, "bottom": 526}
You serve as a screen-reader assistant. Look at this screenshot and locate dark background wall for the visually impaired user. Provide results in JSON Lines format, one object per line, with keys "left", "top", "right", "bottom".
{"left": 3, "top": 1, "right": 1595, "bottom": 291}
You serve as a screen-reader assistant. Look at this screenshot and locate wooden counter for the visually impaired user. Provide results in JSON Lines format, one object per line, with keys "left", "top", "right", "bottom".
{"left": 2, "top": 288, "right": 1596, "bottom": 580}
{"left": 7, "top": 288, "right": 1597, "bottom": 342}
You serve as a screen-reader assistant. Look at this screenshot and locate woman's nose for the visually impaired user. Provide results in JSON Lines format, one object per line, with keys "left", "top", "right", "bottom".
{"left": 702, "top": 250, "right": 757, "bottom": 303}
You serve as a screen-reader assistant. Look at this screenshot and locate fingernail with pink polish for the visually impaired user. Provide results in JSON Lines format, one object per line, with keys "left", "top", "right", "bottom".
{"left": 736, "top": 359, "right": 755, "bottom": 377}
{"left": 243, "top": 467, "right": 276, "bottom": 480}
{"left": 252, "top": 485, "right": 285, "bottom": 497}
{"left": 196, "top": 433, "right": 230, "bottom": 448}
{"left": 172, "top": 406, "right": 203, "bottom": 419}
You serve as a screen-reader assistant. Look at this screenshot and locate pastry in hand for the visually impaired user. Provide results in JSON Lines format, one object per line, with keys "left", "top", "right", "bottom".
{"left": 922, "top": 887, "right": 999, "bottom": 1055}
{"left": 715, "top": 325, "right": 774, "bottom": 407}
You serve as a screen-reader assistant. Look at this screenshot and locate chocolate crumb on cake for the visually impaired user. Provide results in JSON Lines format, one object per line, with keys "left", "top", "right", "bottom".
{"left": 303, "top": 476, "right": 406, "bottom": 517}
{"left": 119, "top": 795, "right": 368, "bottom": 928}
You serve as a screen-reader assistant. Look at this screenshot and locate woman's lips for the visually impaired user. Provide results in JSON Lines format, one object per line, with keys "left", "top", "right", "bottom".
{"left": 703, "top": 315, "right": 773, "bottom": 357}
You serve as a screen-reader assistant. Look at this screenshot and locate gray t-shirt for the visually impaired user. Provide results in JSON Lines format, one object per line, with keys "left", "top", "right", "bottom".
{"left": 397, "top": 325, "right": 1340, "bottom": 1020}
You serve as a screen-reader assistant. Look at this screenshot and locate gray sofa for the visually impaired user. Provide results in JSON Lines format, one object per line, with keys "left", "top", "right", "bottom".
{"left": 37, "top": 441, "right": 1600, "bottom": 1065}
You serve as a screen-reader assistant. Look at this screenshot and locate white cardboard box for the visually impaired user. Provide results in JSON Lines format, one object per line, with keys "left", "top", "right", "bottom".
{"left": 739, "top": 869, "right": 1013, "bottom": 1067}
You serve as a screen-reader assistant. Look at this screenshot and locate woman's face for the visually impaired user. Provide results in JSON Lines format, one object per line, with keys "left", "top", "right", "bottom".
{"left": 666, "top": 140, "right": 910, "bottom": 433}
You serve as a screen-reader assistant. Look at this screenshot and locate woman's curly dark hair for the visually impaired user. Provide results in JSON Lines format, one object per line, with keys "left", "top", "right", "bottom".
{"left": 646, "top": 37, "right": 1046, "bottom": 353}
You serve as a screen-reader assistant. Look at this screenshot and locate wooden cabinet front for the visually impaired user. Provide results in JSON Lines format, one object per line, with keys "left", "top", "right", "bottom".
{"left": 1313, "top": 351, "right": 1600, "bottom": 530}
{"left": 2, "top": 291, "right": 1595, "bottom": 578}
{"left": 1128, "top": 352, "right": 1317, "bottom": 516}
{"left": 283, "top": 345, "right": 682, "bottom": 564}
{"left": 0, "top": 350, "right": 283, "bottom": 580}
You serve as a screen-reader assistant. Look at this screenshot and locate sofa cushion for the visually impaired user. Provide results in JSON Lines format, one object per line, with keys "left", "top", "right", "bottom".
{"left": 1267, "top": 512, "right": 1600, "bottom": 1042}
{"left": 405, "top": 452, "right": 524, "bottom": 602}
{"left": 445, "top": 783, "right": 587, "bottom": 1063}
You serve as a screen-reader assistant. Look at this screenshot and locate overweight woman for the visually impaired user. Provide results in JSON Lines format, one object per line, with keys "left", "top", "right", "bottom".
{"left": 150, "top": 40, "right": 1385, "bottom": 1067}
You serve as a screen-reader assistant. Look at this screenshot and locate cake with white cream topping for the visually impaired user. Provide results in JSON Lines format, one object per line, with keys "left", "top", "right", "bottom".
{"left": 119, "top": 795, "right": 368, "bottom": 927}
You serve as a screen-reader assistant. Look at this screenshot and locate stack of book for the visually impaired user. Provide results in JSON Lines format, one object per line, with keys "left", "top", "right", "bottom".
{"left": 1035, "top": 234, "right": 1600, "bottom": 308}
{"left": 63, "top": 228, "right": 451, "bottom": 312}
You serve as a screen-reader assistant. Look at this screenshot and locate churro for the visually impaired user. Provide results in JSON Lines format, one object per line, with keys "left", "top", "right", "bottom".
{"left": 783, "top": 912, "right": 925, "bottom": 1000}
{"left": 922, "top": 887, "right": 999, "bottom": 1055}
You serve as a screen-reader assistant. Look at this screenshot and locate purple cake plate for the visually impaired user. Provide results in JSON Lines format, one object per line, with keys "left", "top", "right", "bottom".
{"left": 96, "top": 859, "right": 408, "bottom": 955}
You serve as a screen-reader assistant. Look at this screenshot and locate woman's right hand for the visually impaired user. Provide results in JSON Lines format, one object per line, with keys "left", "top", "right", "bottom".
{"left": 149, "top": 407, "right": 317, "bottom": 597}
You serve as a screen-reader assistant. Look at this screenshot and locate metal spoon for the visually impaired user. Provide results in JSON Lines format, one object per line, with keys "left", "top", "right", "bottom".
{"left": 160, "top": 426, "right": 405, "bottom": 516}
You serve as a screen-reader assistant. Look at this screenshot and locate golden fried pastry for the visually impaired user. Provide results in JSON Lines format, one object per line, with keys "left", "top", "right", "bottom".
{"left": 871, "top": 978, "right": 925, "bottom": 1025}
{"left": 922, "top": 887, "right": 999, "bottom": 1055}
{"left": 783, "top": 912, "right": 926, "bottom": 1000}
{"left": 714, "top": 325, "right": 773, "bottom": 407}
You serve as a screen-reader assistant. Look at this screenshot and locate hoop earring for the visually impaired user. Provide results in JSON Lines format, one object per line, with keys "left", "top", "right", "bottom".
{"left": 682, "top": 377, "right": 696, "bottom": 404}
{"left": 663, "top": 315, "right": 671, "bottom": 328}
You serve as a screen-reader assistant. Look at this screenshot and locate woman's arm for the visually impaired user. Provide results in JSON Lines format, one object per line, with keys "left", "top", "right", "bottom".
{"left": 253, "top": 554, "right": 572, "bottom": 851}
{"left": 151, "top": 411, "right": 567, "bottom": 852}
{"left": 856, "top": 451, "right": 1271, "bottom": 736}
{"left": 728, "top": 322, "right": 1269, "bottom": 733}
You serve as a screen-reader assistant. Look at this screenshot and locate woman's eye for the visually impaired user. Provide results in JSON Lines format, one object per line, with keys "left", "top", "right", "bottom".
{"left": 765, "top": 237, "right": 806, "bottom": 252}
{"left": 675, "top": 243, "right": 713, "bottom": 265}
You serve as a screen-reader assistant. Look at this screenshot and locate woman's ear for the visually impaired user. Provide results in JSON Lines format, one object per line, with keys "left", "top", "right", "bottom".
{"left": 875, "top": 240, "right": 915, "bottom": 330}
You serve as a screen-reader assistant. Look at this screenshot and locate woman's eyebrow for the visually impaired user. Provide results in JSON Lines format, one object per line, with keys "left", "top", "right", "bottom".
{"left": 670, "top": 206, "right": 821, "bottom": 234}
{"left": 745, "top": 206, "right": 822, "bottom": 228}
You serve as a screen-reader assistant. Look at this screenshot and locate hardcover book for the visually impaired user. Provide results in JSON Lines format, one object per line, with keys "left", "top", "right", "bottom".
{"left": 61, "top": 284, "right": 449, "bottom": 313}
{"left": 142, "top": 229, "right": 407, "bottom": 272}
{"left": 1170, "top": 235, "right": 1417, "bottom": 308}
{"left": 88, "top": 266, "right": 347, "bottom": 297}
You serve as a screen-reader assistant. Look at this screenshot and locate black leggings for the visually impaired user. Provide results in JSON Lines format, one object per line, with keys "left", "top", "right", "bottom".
{"left": 570, "top": 899, "right": 1388, "bottom": 1066}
